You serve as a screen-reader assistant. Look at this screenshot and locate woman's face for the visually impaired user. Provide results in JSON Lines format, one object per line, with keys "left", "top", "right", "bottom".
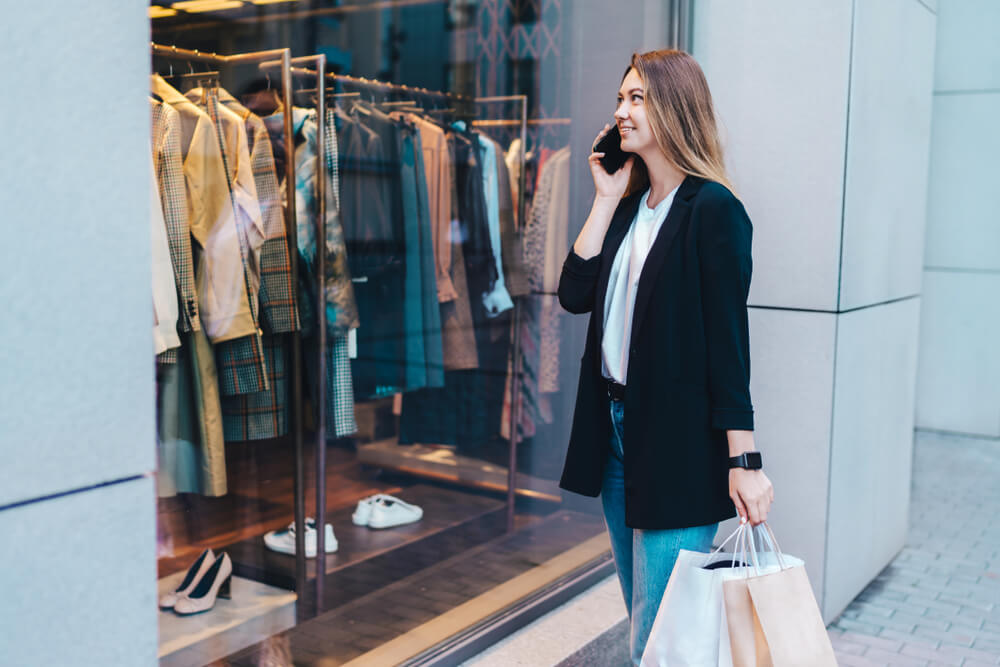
{"left": 615, "top": 68, "right": 655, "bottom": 154}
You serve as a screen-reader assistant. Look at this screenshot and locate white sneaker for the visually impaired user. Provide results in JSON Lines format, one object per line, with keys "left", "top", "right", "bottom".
{"left": 352, "top": 494, "right": 386, "bottom": 526}
{"left": 368, "top": 496, "right": 424, "bottom": 529}
{"left": 264, "top": 519, "right": 337, "bottom": 557}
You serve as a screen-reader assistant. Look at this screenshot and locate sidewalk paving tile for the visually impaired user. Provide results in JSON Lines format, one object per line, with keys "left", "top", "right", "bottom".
{"left": 828, "top": 430, "right": 1000, "bottom": 665}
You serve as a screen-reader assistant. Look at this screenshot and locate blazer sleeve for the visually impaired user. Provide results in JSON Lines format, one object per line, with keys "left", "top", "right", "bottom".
{"left": 695, "top": 185, "right": 755, "bottom": 431}
{"left": 558, "top": 250, "right": 601, "bottom": 314}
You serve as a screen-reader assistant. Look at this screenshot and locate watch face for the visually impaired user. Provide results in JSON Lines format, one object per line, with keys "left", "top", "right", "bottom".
{"left": 746, "top": 452, "right": 763, "bottom": 469}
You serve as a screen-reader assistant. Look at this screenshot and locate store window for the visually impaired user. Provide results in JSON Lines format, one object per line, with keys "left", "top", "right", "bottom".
{"left": 149, "top": 1, "right": 606, "bottom": 664}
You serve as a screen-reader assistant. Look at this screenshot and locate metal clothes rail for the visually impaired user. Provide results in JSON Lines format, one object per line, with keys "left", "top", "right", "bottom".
{"left": 474, "top": 95, "right": 527, "bottom": 533}
{"left": 257, "top": 54, "right": 332, "bottom": 613}
{"left": 472, "top": 118, "right": 571, "bottom": 127}
{"left": 260, "top": 59, "right": 472, "bottom": 103}
{"left": 151, "top": 42, "right": 311, "bottom": 607}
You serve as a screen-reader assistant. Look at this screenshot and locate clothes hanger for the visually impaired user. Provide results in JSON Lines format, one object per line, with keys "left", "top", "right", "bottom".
{"left": 243, "top": 71, "right": 284, "bottom": 116}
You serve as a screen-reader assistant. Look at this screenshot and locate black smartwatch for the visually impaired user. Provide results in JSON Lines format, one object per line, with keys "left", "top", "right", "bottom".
{"left": 729, "top": 452, "right": 763, "bottom": 470}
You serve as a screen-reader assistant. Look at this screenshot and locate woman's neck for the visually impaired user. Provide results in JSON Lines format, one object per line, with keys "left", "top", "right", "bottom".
{"left": 640, "top": 148, "right": 685, "bottom": 208}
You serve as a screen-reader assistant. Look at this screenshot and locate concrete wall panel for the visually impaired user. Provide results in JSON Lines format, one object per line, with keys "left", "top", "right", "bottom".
{"left": 916, "top": 271, "right": 1000, "bottom": 437}
{"left": 839, "top": 0, "right": 936, "bottom": 310}
{"left": 716, "top": 308, "right": 838, "bottom": 604}
{"left": 693, "top": 0, "right": 852, "bottom": 311}
{"left": 826, "top": 299, "right": 921, "bottom": 620}
{"left": 0, "top": 477, "right": 157, "bottom": 665}
{"left": 0, "top": 2, "right": 153, "bottom": 505}
{"left": 924, "top": 93, "right": 1000, "bottom": 272}
{"left": 933, "top": 0, "right": 1000, "bottom": 92}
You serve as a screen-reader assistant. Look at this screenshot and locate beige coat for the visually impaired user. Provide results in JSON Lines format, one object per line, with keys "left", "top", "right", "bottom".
{"left": 152, "top": 75, "right": 256, "bottom": 343}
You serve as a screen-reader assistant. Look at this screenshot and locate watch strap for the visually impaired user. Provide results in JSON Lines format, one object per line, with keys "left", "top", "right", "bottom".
{"left": 729, "top": 452, "right": 763, "bottom": 470}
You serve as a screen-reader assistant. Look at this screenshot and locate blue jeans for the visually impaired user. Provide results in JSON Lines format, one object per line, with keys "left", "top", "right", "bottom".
{"left": 601, "top": 399, "right": 718, "bottom": 666}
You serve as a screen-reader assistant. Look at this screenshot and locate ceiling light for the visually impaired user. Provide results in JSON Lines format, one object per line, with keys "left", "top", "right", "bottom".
{"left": 172, "top": 0, "right": 244, "bottom": 12}
{"left": 250, "top": 0, "right": 300, "bottom": 4}
{"left": 149, "top": 6, "right": 179, "bottom": 18}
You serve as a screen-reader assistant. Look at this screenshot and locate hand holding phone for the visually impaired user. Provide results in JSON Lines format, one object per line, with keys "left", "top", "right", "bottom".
{"left": 592, "top": 124, "right": 634, "bottom": 174}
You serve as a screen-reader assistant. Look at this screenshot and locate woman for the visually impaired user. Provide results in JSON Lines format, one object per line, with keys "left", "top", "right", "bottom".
{"left": 557, "top": 49, "right": 774, "bottom": 664}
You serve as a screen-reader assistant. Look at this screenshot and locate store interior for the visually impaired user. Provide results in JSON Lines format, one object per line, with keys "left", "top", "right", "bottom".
{"left": 149, "top": 2, "right": 605, "bottom": 665}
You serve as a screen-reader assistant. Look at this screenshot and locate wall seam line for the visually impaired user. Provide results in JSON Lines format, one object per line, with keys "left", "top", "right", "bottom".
{"left": 915, "top": 426, "right": 1000, "bottom": 442}
{"left": 823, "top": 0, "right": 857, "bottom": 617}
{"left": 934, "top": 88, "right": 1000, "bottom": 96}
{"left": 0, "top": 474, "right": 148, "bottom": 514}
{"left": 925, "top": 266, "right": 1000, "bottom": 275}
{"left": 749, "top": 293, "right": 919, "bottom": 315}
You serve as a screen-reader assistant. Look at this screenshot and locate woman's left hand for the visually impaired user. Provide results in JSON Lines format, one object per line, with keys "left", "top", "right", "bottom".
{"left": 729, "top": 468, "right": 774, "bottom": 525}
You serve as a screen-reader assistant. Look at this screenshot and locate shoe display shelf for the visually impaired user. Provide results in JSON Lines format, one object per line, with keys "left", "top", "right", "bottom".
{"left": 157, "top": 567, "right": 296, "bottom": 667}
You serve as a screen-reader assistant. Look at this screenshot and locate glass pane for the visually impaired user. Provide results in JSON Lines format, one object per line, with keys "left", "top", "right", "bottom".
{"left": 150, "top": 2, "right": 605, "bottom": 664}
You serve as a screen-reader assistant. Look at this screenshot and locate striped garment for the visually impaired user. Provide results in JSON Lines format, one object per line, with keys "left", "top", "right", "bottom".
{"left": 241, "top": 106, "right": 300, "bottom": 335}
{"left": 203, "top": 89, "right": 269, "bottom": 397}
{"left": 222, "top": 333, "right": 289, "bottom": 441}
{"left": 151, "top": 99, "right": 199, "bottom": 364}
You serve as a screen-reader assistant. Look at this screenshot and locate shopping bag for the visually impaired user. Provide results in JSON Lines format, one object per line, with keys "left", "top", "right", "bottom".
{"left": 640, "top": 524, "right": 772, "bottom": 667}
{"left": 723, "top": 527, "right": 777, "bottom": 667}
{"left": 723, "top": 524, "right": 836, "bottom": 667}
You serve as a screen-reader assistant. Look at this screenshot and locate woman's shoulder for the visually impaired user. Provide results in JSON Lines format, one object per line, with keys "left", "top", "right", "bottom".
{"left": 691, "top": 178, "right": 738, "bottom": 206}
{"left": 690, "top": 178, "right": 750, "bottom": 225}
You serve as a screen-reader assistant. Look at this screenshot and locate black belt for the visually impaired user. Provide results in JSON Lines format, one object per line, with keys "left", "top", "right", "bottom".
{"left": 605, "top": 379, "right": 626, "bottom": 402}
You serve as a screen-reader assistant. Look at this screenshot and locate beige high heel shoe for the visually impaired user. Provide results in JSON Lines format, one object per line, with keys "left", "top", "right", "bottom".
{"left": 173, "top": 552, "right": 233, "bottom": 616}
{"left": 159, "top": 548, "right": 215, "bottom": 609}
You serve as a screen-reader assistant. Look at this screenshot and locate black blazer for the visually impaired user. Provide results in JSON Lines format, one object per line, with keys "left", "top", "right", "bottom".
{"left": 557, "top": 175, "right": 753, "bottom": 529}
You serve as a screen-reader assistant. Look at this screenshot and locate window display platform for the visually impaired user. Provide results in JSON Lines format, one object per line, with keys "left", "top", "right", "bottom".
{"left": 158, "top": 573, "right": 295, "bottom": 667}
{"left": 356, "top": 438, "right": 562, "bottom": 502}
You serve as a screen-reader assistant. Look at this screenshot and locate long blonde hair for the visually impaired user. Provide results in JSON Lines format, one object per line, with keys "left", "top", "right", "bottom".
{"left": 624, "top": 50, "right": 734, "bottom": 196}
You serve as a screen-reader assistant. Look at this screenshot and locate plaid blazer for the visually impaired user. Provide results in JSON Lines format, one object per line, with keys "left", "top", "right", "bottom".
{"left": 200, "top": 89, "right": 269, "bottom": 397}
{"left": 222, "top": 333, "right": 288, "bottom": 441}
{"left": 220, "top": 90, "right": 300, "bottom": 335}
{"left": 151, "top": 98, "right": 200, "bottom": 365}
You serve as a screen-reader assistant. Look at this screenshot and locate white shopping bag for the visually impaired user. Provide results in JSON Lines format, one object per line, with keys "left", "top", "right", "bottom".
{"left": 640, "top": 525, "right": 799, "bottom": 667}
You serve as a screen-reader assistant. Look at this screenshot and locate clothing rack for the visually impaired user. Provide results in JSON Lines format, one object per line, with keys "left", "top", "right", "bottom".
{"left": 260, "top": 59, "right": 472, "bottom": 103}
{"left": 472, "top": 118, "right": 572, "bottom": 127}
{"left": 261, "top": 54, "right": 332, "bottom": 611}
{"left": 151, "top": 42, "right": 311, "bottom": 603}
{"left": 256, "top": 63, "right": 547, "bottom": 527}
{"left": 475, "top": 95, "right": 527, "bottom": 532}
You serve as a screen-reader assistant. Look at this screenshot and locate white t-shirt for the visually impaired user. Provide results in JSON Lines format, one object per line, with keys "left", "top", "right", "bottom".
{"left": 601, "top": 185, "right": 680, "bottom": 384}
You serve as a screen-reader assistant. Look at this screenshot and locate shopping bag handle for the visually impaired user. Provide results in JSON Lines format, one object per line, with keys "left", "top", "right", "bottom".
{"left": 705, "top": 521, "right": 758, "bottom": 571}
{"left": 706, "top": 521, "right": 749, "bottom": 568}
{"left": 740, "top": 522, "right": 764, "bottom": 578}
{"left": 731, "top": 522, "right": 793, "bottom": 579}
{"left": 752, "top": 522, "right": 789, "bottom": 571}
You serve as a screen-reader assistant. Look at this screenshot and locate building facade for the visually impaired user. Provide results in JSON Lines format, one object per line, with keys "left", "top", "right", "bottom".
{"left": 2, "top": 0, "right": 974, "bottom": 664}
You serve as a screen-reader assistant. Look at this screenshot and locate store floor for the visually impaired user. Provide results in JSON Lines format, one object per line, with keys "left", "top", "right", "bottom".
{"left": 158, "top": 439, "right": 389, "bottom": 579}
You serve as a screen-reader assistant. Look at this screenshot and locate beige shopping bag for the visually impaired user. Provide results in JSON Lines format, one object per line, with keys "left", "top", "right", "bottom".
{"left": 723, "top": 525, "right": 836, "bottom": 667}
{"left": 722, "top": 577, "right": 772, "bottom": 667}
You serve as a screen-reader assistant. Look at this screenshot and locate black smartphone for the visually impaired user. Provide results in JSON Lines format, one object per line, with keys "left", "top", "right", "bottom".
{"left": 593, "top": 125, "right": 633, "bottom": 174}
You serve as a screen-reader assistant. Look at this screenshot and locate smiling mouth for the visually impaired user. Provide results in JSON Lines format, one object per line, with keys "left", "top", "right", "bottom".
{"left": 620, "top": 127, "right": 635, "bottom": 135}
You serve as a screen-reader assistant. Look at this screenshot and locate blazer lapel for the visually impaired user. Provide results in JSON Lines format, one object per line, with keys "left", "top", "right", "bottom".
{"left": 594, "top": 192, "right": 643, "bottom": 351}
{"left": 628, "top": 176, "right": 702, "bottom": 354}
